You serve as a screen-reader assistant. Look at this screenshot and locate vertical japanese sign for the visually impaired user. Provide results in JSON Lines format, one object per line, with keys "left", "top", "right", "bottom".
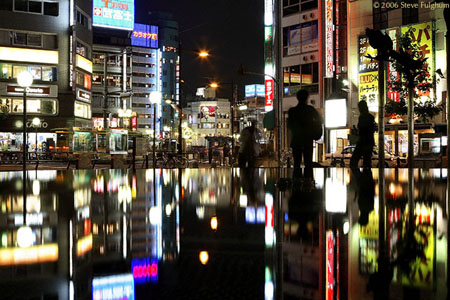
{"left": 386, "top": 28, "right": 400, "bottom": 102}
{"left": 326, "top": 231, "right": 334, "bottom": 300}
{"left": 401, "top": 22, "right": 434, "bottom": 99}
{"left": 264, "top": 0, "right": 274, "bottom": 112}
{"left": 358, "top": 35, "right": 379, "bottom": 112}
{"left": 93, "top": 0, "right": 134, "bottom": 31}
{"left": 325, "top": 0, "right": 334, "bottom": 78}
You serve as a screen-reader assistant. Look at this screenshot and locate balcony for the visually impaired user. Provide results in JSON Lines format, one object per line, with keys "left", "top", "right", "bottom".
{"left": 132, "top": 76, "right": 155, "bottom": 85}
{"left": 133, "top": 66, "right": 155, "bottom": 74}
{"left": 133, "top": 96, "right": 151, "bottom": 105}
{"left": 133, "top": 107, "right": 152, "bottom": 115}
{"left": 132, "top": 56, "right": 154, "bottom": 64}
{"left": 133, "top": 86, "right": 154, "bottom": 94}
{"left": 137, "top": 118, "right": 153, "bottom": 125}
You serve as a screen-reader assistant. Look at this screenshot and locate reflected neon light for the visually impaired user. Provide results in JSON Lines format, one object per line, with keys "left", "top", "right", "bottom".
{"left": 0, "top": 244, "right": 58, "bottom": 266}
{"left": 131, "top": 258, "right": 158, "bottom": 283}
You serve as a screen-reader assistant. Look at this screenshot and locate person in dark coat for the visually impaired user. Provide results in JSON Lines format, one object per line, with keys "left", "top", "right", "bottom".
{"left": 287, "top": 89, "right": 322, "bottom": 178}
{"left": 350, "top": 100, "right": 375, "bottom": 168}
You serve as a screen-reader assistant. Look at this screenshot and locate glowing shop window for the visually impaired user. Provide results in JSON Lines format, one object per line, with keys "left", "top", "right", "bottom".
{"left": 75, "top": 102, "right": 91, "bottom": 119}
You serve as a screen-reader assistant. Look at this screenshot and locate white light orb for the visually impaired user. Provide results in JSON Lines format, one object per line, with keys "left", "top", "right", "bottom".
{"left": 17, "top": 71, "right": 33, "bottom": 88}
{"left": 17, "top": 225, "right": 33, "bottom": 248}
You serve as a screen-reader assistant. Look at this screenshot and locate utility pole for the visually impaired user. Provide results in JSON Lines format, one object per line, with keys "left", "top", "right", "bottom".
{"left": 103, "top": 53, "right": 109, "bottom": 130}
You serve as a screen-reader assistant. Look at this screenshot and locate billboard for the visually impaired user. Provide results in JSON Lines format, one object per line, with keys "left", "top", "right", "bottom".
{"left": 93, "top": 0, "right": 134, "bottom": 31}
{"left": 245, "top": 84, "right": 265, "bottom": 98}
{"left": 131, "top": 23, "right": 158, "bottom": 48}
{"left": 92, "top": 274, "right": 135, "bottom": 300}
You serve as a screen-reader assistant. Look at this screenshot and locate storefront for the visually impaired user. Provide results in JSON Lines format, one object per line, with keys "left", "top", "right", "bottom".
{"left": 109, "top": 129, "right": 128, "bottom": 154}
{"left": 73, "top": 128, "right": 94, "bottom": 153}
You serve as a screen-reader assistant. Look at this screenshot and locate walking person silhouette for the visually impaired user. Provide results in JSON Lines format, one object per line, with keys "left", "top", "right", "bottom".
{"left": 350, "top": 100, "right": 375, "bottom": 169}
{"left": 238, "top": 120, "right": 258, "bottom": 168}
{"left": 287, "top": 89, "right": 322, "bottom": 178}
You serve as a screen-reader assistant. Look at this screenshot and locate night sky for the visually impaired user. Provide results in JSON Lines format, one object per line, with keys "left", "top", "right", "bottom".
{"left": 136, "top": 0, "right": 265, "bottom": 101}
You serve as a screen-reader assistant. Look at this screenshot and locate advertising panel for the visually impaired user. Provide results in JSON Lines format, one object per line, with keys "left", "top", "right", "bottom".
{"left": 92, "top": 274, "right": 134, "bottom": 300}
{"left": 200, "top": 106, "right": 216, "bottom": 121}
{"left": 132, "top": 258, "right": 158, "bottom": 283}
{"left": 358, "top": 35, "right": 378, "bottom": 73}
{"left": 325, "top": 0, "right": 334, "bottom": 78}
{"left": 359, "top": 71, "right": 379, "bottom": 112}
{"left": 325, "top": 98, "right": 347, "bottom": 128}
{"left": 131, "top": 23, "right": 158, "bottom": 48}
{"left": 245, "top": 85, "right": 256, "bottom": 98}
{"left": 401, "top": 22, "right": 434, "bottom": 99}
{"left": 287, "top": 25, "right": 301, "bottom": 56}
{"left": 301, "top": 21, "right": 318, "bottom": 52}
{"left": 93, "top": 0, "right": 134, "bottom": 31}
{"left": 386, "top": 29, "right": 400, "bottom": 102}
{"left": 256, "top": 84, "right": 265, "bottom": 97}
{"left": 265, "top": 79, "right": 274, "bottom": 109}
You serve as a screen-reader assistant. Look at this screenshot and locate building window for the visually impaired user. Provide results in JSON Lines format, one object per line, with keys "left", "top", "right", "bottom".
{"left": 76, "top": 9, "right": 91, "bottom": 29}
{"left": 283, "top": 0, "right": 299, "bottom": 16}
{"left": 372, "top": 1, "right": 388, "bottom": 30}
{"left": 283, "top": 21, "right": 318, "bottom": 56}
{"left": 76, "top": 40, "right": 90, "bottom": 59}
{"left": 76, "top": 71, "right": 92, "bottom": 90}
{"left": 402, "top": 0, "right": 418, "bottom": 25}
{"left": 13, "top": 32, "right": 42, "bottom": 47}
{"left": 14, "top": 0, "right": 58, "bottom": 16}
{"left": 283, "top": 62, "right": 319, "bottom": 95}
{"left": 5, "top": 98, "right": 57, "bottom": 115}
{"left": 163, "top": 82, "right": 167, "bottom": 88}
{"left": 74, "top": 101, "right": 91, "bottom": 119}
{"left": 3, "top": 64, "right": 56, "bottom": 81}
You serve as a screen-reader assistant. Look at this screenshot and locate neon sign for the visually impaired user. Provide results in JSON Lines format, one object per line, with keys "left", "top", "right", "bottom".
{"left": 92, "top": 274, "right": 134, "bottom": 300}
{"left": 93, "top": 0, "right": 134, "bottom": 31}
{"left": 325, "top": 0, "right": 334, "bottom": 78}
{"left": 131, "top": 258, "right": 158, "bottom": 283}
{"left": 131, "top": 23, "right": 159, "bottom": 48}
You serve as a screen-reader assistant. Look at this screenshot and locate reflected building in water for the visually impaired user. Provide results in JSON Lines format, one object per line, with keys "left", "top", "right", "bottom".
{"left": 0, "top": 168, "right": 448, "bottom": 299}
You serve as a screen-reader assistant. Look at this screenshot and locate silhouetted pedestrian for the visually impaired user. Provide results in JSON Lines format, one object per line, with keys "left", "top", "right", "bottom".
{"left": 239, "top": 121, "right": 258, "bottom": 168}
{"left": 223, "top": 143, "right": 230, "bottom": 166}
{"left": 287, "top": 89, "right": 322, "bottom": 178}
{"left": 350, "top": 100, "right": 375, "bottom": 168}
{"left": 351, "top": 167, "right": 375, "bottom": 226}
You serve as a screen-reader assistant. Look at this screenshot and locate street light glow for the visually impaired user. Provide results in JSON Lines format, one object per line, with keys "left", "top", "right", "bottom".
{"left": 17, "top": 71, "right": 33, "bottom": 88}
{"left": 198, "top": 51, "right": 209, "bottom": 58}
{"left": 210, "top": 82, "right": 218, "bottom": 88}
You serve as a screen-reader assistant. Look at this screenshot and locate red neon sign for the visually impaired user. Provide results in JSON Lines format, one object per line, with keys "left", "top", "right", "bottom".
{"left": 265, "top": 79, "right": 273, "bottom": 108}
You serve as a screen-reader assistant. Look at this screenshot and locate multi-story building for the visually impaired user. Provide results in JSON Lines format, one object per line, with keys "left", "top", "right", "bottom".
{"left": 0, "top": 0, "right": 93, "bottom": 153}
{"left": 183, "top": 88, "right": 231, "bottom": 147}
{"left": 346, "top": 1, "right": 446, "bottom": 158}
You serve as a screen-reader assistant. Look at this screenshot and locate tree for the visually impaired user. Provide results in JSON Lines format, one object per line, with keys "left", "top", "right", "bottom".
{"left": 386, "top": 28, "right": 442, "bottom": 122}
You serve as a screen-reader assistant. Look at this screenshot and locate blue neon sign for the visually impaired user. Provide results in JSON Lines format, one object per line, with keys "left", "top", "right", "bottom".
{"left": 131, "top": 23, "right": 158, "bottom": 48}
{"left": 131, "top": 257, "right": 158, "bottom": 283}
{"left": 93, "top": 0, "right": 134, "bottom": 31}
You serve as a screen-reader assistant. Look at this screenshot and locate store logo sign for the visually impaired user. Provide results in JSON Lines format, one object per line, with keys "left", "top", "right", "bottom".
{"left": 7, "top": 85, "right": 50, "bottom": 95}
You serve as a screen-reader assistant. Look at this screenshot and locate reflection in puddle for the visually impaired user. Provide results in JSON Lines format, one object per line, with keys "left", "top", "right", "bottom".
{"left": 0, "top": 168, "right": 447, "bottom": 299}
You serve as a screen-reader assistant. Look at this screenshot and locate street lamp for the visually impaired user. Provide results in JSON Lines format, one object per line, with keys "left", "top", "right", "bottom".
{"left": 150, "top": 91, "right": 162, "bottom": 167}
{"left": 17, "top": 70, "right": 33, "bottom": 238}
{"left": 209, "top": 81, "right": 236, "bottom": 161}
{"left": 32, "top": 117, "right": 41, "bottom": 157}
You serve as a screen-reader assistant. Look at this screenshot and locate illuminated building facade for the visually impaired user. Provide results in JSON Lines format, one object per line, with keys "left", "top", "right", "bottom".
{"left": 345, "top": 1, "right": 446, "bottom": 158}
{"left": 0, "top": 0, "right": 93, "bottom": 152}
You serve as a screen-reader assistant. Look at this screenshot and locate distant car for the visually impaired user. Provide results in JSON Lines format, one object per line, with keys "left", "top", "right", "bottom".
{"left": 326, "top": 146, "right": 397, "bottom": 167}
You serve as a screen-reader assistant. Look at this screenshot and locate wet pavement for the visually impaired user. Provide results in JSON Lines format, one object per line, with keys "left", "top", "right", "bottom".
{"left": 0, "top": 167, "right": 448, "bottom": 299}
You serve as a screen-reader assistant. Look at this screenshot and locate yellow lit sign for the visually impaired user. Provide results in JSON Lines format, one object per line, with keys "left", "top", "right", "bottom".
{"left": 76, "top": 54, "right": 93, "bottom": 73}
{"left": 77, "top": 233, "right": 93, "bottom": 257}
{"left": 0, "top": 244, "right": 58, "bottom": 266}
{"left": 0, "top": 47, "right": 58, "bottom": 64}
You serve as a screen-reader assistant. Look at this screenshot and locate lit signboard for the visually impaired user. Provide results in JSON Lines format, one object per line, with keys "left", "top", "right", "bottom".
{"left": 131, "top": 258, "right": 158, "bottom": 283}
{"left": 77, "top": 233, "right": 92, "bottom": 257}
{"left": 265, "top": 79, "right": 273, "bottom": 109}
{"left": 325, "top": 0, "right": 334, "bottom": 78}
{"left": 325, "top": 98, "right": 347, "bottom": 128}
{"left": 245, "top": 85, "right": 256, "bottom": 98}
{"left": 93, "top": 0, "right": 134, "bottom": 31}
{"left": 93, "top": 274, "right": 135, "bottom": 300}
{"left": 0, "top": 244, "right": 58, "bottom": 266}
{"left": 0, "top": 47, "right": 58, "bottom": 64}
{"left": 256, "top": 84, "right": 265, "bottom": 97}
{"left": 245, "top": 84, "right": 265, "bottom": 98}
{"left": 131, "top": 23, "right": 158, "bottom": 48}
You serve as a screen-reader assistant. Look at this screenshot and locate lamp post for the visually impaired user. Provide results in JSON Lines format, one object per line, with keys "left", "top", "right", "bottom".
{"left": 17, "top": 70, "right": 33, "bottom": 236}
{"left": 150, "top": 91, "right": 162, "bottom": 167}
{"left": 209, "top": 81, "right": 236, "bottom": 161}
{"left": 32, "top": 117, "right": 41, "bottom": 157}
